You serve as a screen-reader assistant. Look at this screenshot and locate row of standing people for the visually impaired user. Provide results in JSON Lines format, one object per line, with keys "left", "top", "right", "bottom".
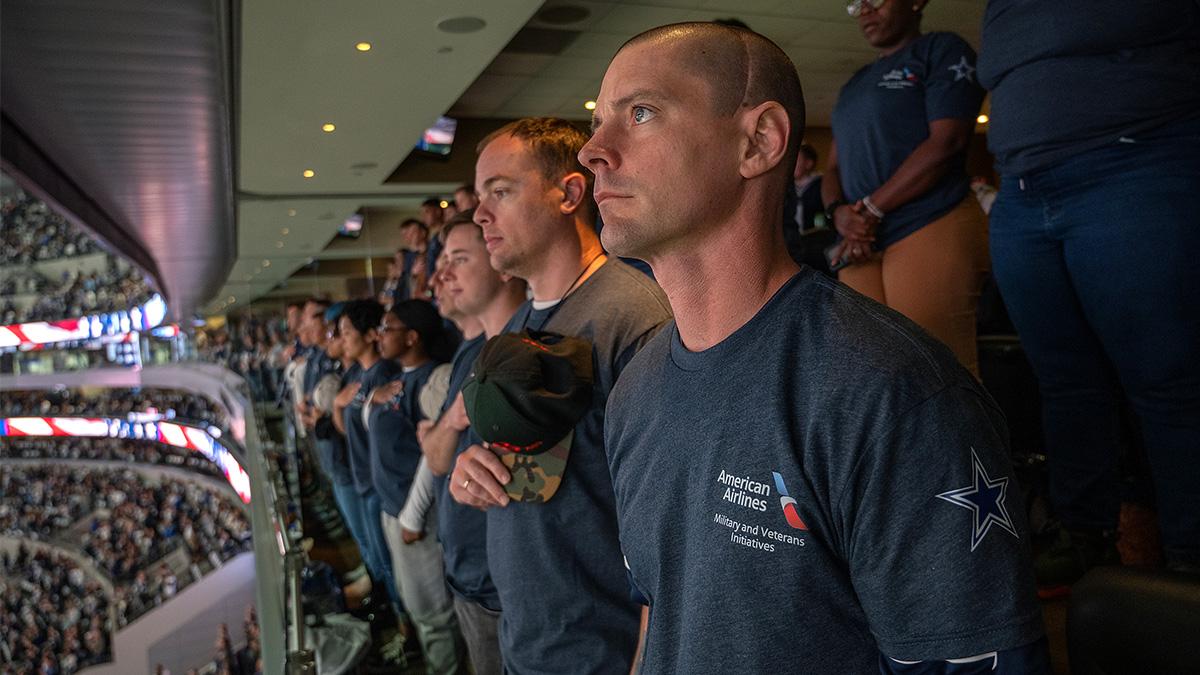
{"left": 279, "top": 3, "right": 1198, "bottom": 672}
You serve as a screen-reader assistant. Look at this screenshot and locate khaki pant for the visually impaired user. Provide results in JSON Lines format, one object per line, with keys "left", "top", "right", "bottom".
{"left": 838, "top": 197, "right": 990, "bottom": 377}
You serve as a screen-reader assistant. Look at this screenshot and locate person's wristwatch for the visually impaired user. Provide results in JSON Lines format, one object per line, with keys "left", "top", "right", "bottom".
{"left": 823, "top": 200, "right": 848, "bottom": 224}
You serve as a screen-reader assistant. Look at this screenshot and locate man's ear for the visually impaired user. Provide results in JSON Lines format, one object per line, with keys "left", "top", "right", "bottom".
{"left": 559, "top": 172, "right": 588, "bottom": 216}
{"left": 738, "top": 101, "right": 790, "bottom": 180}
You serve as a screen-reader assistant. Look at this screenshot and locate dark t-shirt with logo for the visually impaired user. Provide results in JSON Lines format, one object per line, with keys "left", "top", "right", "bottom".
{"left": 343, "top": 358, "right": 403, "bottom": 495}
{"left": 831, "top": 31, "right": 985, "bottom": 248}
{"left": 489, "top": 259, "right": 672, "bottom": 675}
{"left": 368, "top": 360, "right": 436, "bottom": 517}
{"left": 606, "top": 270, "right": 1044, "bottom": 673}
{"left": 434, "top": 335, "right": 500, "bottom": 609}
{"left": 315, "top": 362, "right": 361, "bottom": 487}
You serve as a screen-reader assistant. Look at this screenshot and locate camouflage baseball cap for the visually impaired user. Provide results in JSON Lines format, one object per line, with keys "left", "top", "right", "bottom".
{"left": 462, "top": 329, "right": 593, "bottom": 503}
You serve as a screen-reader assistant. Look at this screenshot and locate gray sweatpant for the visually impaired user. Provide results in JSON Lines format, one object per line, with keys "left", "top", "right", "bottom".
{"left": 380, "top": 510, "right": 463, "bottom": 674}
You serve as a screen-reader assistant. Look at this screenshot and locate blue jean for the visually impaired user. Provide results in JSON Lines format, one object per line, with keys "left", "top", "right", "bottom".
{"left": 331, "top": 480, "right": 369, "bottom": 555}
{"left": 989, "top": 116, "right": 1200, "bottom": 556}
{"left": 359, "top": 489, "right": 403, "bottom": 612}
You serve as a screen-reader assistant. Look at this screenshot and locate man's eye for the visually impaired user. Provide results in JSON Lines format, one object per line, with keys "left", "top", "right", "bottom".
{"left": 632, "top": 106, "right": 654, "bottom": 125}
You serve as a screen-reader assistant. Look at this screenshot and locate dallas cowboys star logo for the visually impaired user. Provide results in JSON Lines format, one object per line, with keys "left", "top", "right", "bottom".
{"left": 948, "top": 56, "right": 975, "bottom": 82}
{"left": 936, "top": 448, "right": 1018, "bottom": 552}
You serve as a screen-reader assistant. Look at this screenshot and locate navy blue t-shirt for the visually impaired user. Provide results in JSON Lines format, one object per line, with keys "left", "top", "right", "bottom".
{"left": 315, "top": 362, "right": 360, "bottom": 486}
{"left": 606, "top": 270, "right": 1045, "bottom": 673}
{"left": 488, "top": 260, "right": 672, "bottom": 675}
{"left": 368, "top": 361, "right": 436, "bottom": 517}
{"left": 433, "top": 335, "right": 499, "bottom": 609}
{"left": 831, "top": 32, "right": 985, "bottom": 248}
{"left": 343, "top": 358, "right": 404, "bottom": 495}
{"left": 978, "top": 0, "right": 1200, "bottom": 176}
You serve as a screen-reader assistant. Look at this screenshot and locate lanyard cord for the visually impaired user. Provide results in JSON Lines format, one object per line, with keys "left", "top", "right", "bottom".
{"left": 528, "top": 251, "right": 606, "bottom": 330}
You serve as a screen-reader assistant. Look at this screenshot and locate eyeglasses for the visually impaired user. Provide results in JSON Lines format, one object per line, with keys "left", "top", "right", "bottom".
{"left": 376, "top": 324, "right": 406, "bottom": 333}
{"left": 847, "top": 0, "right": 887, "bottom": 17}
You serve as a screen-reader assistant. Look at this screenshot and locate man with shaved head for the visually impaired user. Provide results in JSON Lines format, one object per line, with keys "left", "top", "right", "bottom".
{"left": 581, "top": 22, "right": 1047, "bottom": 674}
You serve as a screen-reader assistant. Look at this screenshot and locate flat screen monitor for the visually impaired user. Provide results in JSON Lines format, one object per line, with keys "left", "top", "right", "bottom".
{"left": 415, "top": 116, "right": 457, "bottom": 157}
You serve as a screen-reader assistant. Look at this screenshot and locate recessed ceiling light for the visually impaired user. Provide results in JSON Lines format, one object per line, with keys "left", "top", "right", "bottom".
{"left": 287, "top": 209, "right": 297, "bottom": 217}
{"left": 977, "top": 114, "right": 989, "bottom": 124}
{"left": 356, "top": 42, "right": 372, "bottom": 52}
{"left": 262, "top": 260, "right": 271, "bottom": 268}
{"left": 228, "top": 296, "right": 236, "bottom": 303}
{"left": 439, "top": 200, "right": 449, "bottom": 209}
{"left": 276, "top": 241, "right": 284, "bottom": 248}
{"left": 437, "top": 16, "right": 486, "bottom": 33}
{"left": 280, "top": 228, "right": 289, "bottom": 235}
{"left": 322, "top": 123, "right": 336, "bottom": 133}
{"left": 302, "top": 169, "right": 315, "bottom": 178}
{"left": 584, "top": 100, "right": 597, "bottom": 111}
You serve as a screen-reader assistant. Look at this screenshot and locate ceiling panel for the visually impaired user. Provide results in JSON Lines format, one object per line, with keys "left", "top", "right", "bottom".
{"left": 221, "top": 0, "right": 986, "bottom": 314}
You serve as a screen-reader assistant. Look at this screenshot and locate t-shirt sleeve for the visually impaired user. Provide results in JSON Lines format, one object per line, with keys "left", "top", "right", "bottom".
{"left": 923, "top": 34, "right": 985, "bottom": 123}
{"left": 836, "top": 386, "right": 1044, "bottom": 660}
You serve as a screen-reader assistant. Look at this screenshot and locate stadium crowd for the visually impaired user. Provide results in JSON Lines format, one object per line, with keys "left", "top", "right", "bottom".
{"left": 0, "top": 186, "right": 99, "bottom": 263}
{"left": 0, "top": 465, "right": 252, "bottom": 626}
{"left": 1, "top": 388, "right": 228, "bottom": 431}
{"left": 195, "top": 320, "right": 290, "bottom": 403}
{"left": 0, "top": 545, "right": 112, "bottom": 675}
{"left": 0, "top": 184, "right": 156, "bottom": 325}
{"left": 0, "top": 438, "right": 226, "bottom": 482}
{"left": 1, "top": 262, "right": 155, "bottom": 325}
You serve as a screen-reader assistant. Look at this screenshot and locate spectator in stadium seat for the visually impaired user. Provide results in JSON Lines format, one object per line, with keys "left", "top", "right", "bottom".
{"left": 366, "top": 299, "right": 463, "bottom": 673}
{"left": 393, "top": 218, "right": 430, "bottom": 304}
{"left": 782, "top": 143, "right": 835, "bottom": 276}
{"left": 454, "top": 184, "right": 479, "bottom": 213}
{"left": 579, "top": 21, "right": 1047, "bottom": 673}
{"left": 332, "top": 300, "right": 404, "bottom": 617}
{"left": 421, "top": 197, "right": 448, "bottom": 282}
{"left": 299, "top": 298, "right": 337, "bottom": 429}
{"left": 823, "top": 0, "right": 989, "bottom": 377}
{"left": 450, "top": 117, "right": 671, "bottom": 674}
{"left": 978, "top": 0, "right": 1200, "bottom": 582}
{"left": 309, "top": 303, "right": 368, "bottom": 554}
{"left": 419, "top": 214, "right": 526, "bottom": 675}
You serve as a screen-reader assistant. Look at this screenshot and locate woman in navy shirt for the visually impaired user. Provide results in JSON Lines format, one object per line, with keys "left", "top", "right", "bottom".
{"left": 824, "top": 0, "right": 987, "bottom": 376}
{"left": 979, "top": 0, "right": 1200, "bottom": 584}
